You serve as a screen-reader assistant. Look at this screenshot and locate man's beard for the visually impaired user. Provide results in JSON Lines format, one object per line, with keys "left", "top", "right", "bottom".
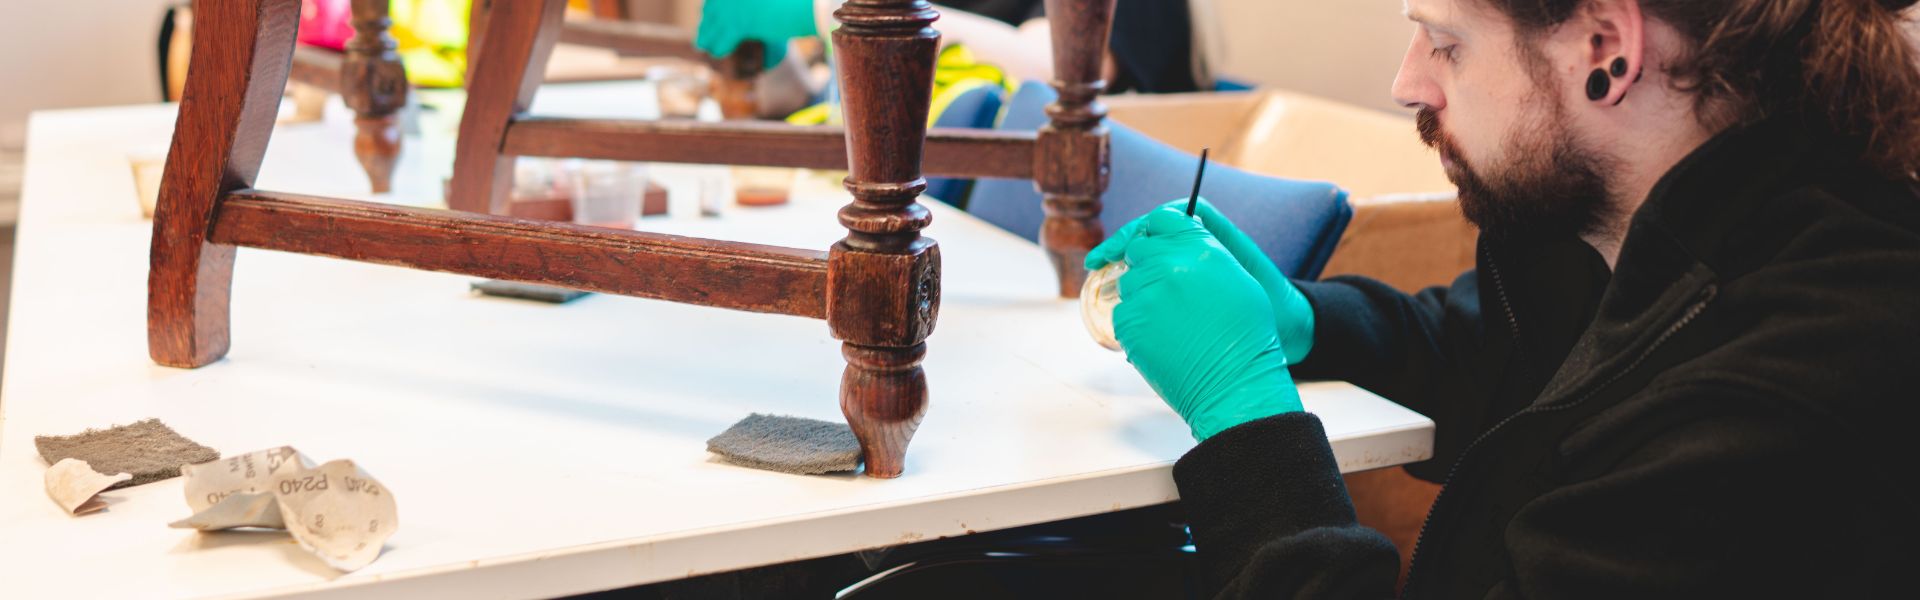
{"left": 1417, "top": 95, "right": 1617, "bottom": 243}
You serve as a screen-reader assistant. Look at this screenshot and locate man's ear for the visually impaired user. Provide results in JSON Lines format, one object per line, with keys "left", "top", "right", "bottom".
{"left": 1579, "top": 0, "right": 1645, "bottom": 105}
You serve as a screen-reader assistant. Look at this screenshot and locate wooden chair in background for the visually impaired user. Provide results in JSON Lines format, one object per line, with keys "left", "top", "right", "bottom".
{"left": 162, "top": 0, "right": 408, "bottom": 193}
{"left": 452, "top": 0, "right": 1119, "bottom": 297}
{"left": 286, "top": 0, "right": 410, "bottom": 193}
{"left": 150, "top": 0, "right": 944, "bottom": 478}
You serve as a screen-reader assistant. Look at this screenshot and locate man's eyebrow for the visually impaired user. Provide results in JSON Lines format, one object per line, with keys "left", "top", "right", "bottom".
{"left": 1404, "top": 8, "right": 1460, "bottom": 35}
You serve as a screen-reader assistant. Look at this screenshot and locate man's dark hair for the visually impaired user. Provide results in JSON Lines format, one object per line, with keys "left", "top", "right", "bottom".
{"left": 1484, "top": 0, "right": 1920, "bottom": 182}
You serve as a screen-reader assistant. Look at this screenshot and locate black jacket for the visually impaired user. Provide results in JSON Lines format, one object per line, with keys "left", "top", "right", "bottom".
{"left": 1171, "top": 121, "right": 1920, "bottom": 598}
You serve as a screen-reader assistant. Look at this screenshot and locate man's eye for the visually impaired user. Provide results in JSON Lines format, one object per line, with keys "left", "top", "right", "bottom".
{"left": 1429, "top": 45, "right": 1459, "bottom": 63}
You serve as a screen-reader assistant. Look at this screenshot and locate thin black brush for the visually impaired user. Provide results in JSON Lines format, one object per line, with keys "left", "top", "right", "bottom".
{"left": 1186, "top": 147, "right": 1210, "bottom": 217}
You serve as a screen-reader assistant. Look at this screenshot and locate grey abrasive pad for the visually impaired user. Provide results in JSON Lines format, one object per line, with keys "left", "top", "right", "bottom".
{"left": 470, "top": 279, "right": 590, "bottom": 303}
{"left": 707, "top": 414, "right": 862, "bottom": 475}
{"left": 35, "top": 419, "right": 219, "bottom": 489}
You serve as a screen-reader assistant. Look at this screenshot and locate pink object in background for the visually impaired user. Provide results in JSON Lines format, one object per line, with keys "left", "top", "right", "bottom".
{"left": 297, "top": 0, "right": 354, "bottom": 51}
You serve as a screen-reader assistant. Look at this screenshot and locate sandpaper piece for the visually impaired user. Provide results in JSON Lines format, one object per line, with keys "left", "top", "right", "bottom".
{"left": 35, "top": 419, "right": 219, "bottom": 488}
{"left": 170, "top": 492, "right": 286, "bottom": 530}
{"left": 471, "top": 279, "right": 590, "bottom": 303}
{"left": 44, "top": 458, "right": 133, "bottom": 515}
{"left": 707, "top": 414, "right": 862, "bottom": 475}
{"left": 170, "top": 447, "right": 398, "bottom": 572}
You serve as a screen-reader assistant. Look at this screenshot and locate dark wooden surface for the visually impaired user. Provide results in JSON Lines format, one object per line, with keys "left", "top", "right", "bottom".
{"left": 504, "top": 118, "right": 1037, "bottom": 180}
{"left": 341, "top": 0, "right": 408, "bottom": 193}
{"left": 558, "top": 18, "right": 704, "bottom": 60}
{"left": 214, "top": 190, "right": 830, "bottom": 317}
{"left": 827, "top": 0, "right": 942, "bottom": 479}
{"left": 587, "top": 0, "right": 628, "bottom": 20}
{"left": 1034, "top": 0, "right": 1116, "bottom": 298}
{"left": 288, "top": 45, "right": 343, "bottom": 91}
{"left": 465, "top": 0, "right": 494, "bottom": 84}
{"left": 449, "top": 0, "right": 569, "bottom": 214}
{"left": 149, "top": 0, "right": 303, "bottom": 367}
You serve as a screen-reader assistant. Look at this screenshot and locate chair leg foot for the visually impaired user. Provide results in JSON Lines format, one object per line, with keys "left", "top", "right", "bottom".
{"left": 148, "top": 244, "right": 236, "bottom": 368}
{"left": 353, "top": 116, "right": 400, "bottom": 194}
{"left": 841, "top": 342, "right": 928, "bottom": 479}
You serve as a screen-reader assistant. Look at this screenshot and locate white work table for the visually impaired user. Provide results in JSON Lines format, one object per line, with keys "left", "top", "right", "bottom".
{"left": 0, "top": 82, "right": 1432, "bottom": 599}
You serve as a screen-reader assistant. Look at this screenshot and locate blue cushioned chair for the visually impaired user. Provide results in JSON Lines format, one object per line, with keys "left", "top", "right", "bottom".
{"left": 923, "top": 84, "right": 1007, "bottom": 210}
{"left": 964, "top": 82, "right": 1353, "bottom": 280}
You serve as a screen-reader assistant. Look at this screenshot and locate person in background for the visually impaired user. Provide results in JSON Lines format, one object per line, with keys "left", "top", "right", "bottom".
{"left": 695, "top": 0, "right": 1216, "bottom": 94}
{"left": 1087, "top": 0, "right": 1920, "bottom": 596}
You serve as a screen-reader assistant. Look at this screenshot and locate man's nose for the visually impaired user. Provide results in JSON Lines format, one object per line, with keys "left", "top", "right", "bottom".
{"left": 1391, "top": 35, "right": 1443, "bottom": 111}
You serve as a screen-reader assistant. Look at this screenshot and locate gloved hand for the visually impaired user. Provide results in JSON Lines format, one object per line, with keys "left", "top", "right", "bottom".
{"left": 694, "top": 0, "right": 818, "bottom": 71}
{"left": 1087, "top": 197, "right": 1315, "bottom": 364}
{"left": 1100, "top": 207, "right": 1304, "bottom": 441}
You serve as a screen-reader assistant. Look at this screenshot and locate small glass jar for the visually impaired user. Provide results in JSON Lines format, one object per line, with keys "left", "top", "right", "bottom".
{"left": 569, "top": 160, "right": 645, "bottom": 229}
{"left": 1080, "top": 261, "right": 1128, "bottom": 352}
{"left": 649, "top": 65, "right": 709, "bottom": 119}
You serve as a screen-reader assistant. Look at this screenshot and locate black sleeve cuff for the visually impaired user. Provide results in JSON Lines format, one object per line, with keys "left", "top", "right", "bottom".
{"left": 1174, "top": 412, "right": 1360, "bottom": 580}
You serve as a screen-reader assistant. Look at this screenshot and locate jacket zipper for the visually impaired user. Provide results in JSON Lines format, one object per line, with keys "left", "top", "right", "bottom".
{"left": 1399, "top": 269, "right": 1717, "bottom": 597}
{"left": 1484, "top": 243, "right": 1525, "bottom": 346}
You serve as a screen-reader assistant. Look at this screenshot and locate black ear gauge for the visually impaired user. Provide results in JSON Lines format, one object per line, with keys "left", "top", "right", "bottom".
{"left": 1586, "top": 69, "right": 1611, "bottom": 101}
{"left": 1610, "top": 57, "right": 1628, "bottom": 77}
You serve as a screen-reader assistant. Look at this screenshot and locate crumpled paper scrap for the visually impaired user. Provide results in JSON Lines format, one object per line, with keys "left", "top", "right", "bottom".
{"left": 169, "top": 447, "right": 398, "bottom": 572}
{"left": 45, "top": 458, "right": 133, "bottom": 515}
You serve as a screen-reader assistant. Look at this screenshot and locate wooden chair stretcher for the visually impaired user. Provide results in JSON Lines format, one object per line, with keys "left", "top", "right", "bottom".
{"left": 150, "top": 0, "right": 945, "bottom": 478}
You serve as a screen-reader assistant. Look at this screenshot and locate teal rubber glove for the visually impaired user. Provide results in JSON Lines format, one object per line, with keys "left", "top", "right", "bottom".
{"left": 1104, "top": 207, "right": 1304, "bottom": 441}
{"left": 1087, "top": 197, "right": 1315, "bottom": 365}
{"left": 694, "top": 0, "right": 819, "bottom": 70}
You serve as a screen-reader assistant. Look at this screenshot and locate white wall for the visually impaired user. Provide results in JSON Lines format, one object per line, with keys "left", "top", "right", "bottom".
{"left": 1208, "top": 0, "right": 1414, "bottom": 116}
{"left": 0, "top": 0, "right": 177, "bottom": 149}
{"left": 1208, "top": 3, "right": 1920, "bottom": 117}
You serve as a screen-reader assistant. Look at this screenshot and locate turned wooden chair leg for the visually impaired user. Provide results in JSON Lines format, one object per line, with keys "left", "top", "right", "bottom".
{"left": 1035, "top": 0, "right": 1116, "bottom": 298}
{"left": 449, "top": 0, "right": 568, "bottom": 214}
{"left": 150, "top": 0, "right": 302, "bottom": 368}
{"left": 840, "top": 341, "right": 932, "bottom": 478}
{"left": 341, "top": 0, "right": 409, "bottom": 193}
{"left": 828, "top": 0, "right": 943, "bottom": 478}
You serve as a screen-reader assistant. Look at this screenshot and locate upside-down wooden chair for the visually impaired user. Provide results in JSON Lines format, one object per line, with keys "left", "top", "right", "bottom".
{"left": 450, "top": 0, "right": 1117, "bottom": 296}
{"left": 285, "top": 0, "right": 410, "bottom": 193}
{"left": 150, "top": 0, "right": 945, "bottom": 478}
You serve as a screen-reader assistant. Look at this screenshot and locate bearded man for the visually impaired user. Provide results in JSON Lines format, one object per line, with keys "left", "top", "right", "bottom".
{"left": 1087, "top": 0, "right": 1920, "bottom": 596}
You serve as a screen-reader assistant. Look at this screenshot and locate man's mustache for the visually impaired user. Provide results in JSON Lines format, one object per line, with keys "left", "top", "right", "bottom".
{"left": 1417, "top": 107, "right": 1444, "bottom": 150}
{"left": 1417, "top": 107, "right": 1464, "bottom": 170}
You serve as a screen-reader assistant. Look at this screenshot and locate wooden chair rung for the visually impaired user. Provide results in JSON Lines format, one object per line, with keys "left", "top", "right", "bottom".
{"left": 502, "top": 118, "right": 1038, "bottom": 179}
{"left": 212, "top": 190, "right": 831, "bottom": 318}
{"left": 288, "top": 45, "right": 343, "bottom": 91}
{"left": 557, "top": 18, "right": 704, "bottom": 60}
